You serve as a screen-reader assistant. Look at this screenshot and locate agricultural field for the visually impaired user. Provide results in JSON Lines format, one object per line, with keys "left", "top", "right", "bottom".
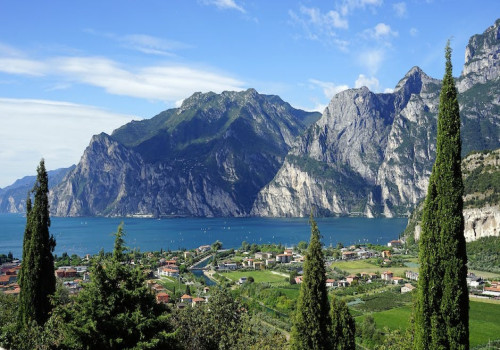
{"left": 330, "top": 258, "right": 416, "bottom": 277}
{"left": 221, "top": 269, "right": 289, "bottom": 284}
{"left": 356, "top": 300, "right": 500, "bottom": 348}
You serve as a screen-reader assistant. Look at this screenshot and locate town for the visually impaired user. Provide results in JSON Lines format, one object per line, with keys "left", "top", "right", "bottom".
{"left": 2, "top": 238, "right": 499, "bottom": 306}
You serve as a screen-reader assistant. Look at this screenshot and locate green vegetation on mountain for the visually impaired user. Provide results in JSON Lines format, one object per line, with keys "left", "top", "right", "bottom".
{"left": 404, "top": 147, "right": 500, "bottom": 245}
{"left": 467, "top": 236, "right": 500, "bottom": 273}
{"left": 50, "top": 89, "right": 320, "bottom": 217}
{"left": 462, "top": 149, "right": 500, "bottom": 208}
{"left": 415, "top": 43, "right": 469, "bottom": 349}
{"left": 460, "top": 80, "right": 500, "bottom": 157}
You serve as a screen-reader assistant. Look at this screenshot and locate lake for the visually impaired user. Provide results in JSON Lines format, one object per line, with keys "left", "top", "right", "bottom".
{"left": 0, "top": 214, "right": 408, "bottom": 259}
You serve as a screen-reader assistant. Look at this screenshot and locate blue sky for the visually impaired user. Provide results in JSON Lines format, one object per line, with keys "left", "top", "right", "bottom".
{"left": 0, "top": 0, "right": 498, "bottom": 187}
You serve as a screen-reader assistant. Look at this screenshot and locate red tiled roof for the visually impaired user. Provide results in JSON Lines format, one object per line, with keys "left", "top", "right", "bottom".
{"left": 0, "top": 275, "right": 11, "bottom": 282}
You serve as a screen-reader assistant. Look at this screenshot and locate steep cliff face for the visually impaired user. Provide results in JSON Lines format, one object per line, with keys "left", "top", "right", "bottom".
{"left": 458, "top": 19, "right": 500, "bottom": 92}
{"left": 252, "top": 19, "right": 500, "bottom": 218}
{"left": 463, "top": 206, "right": 499, "bottom": 242}
{"left": 410, "top": 149, "right": 500, "bottom": 242}
{"left": 252, "top": 68, "right": 442, "bottom": 217}
{"left": 49, "top": 89, "right": 320, "bottom": 217}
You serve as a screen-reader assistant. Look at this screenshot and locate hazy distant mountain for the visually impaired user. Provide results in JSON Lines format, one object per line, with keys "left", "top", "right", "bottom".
{"left": 251, "top": 19, "right": 500, "bottom": 218}
{"left": 49, "top": 89, "right": 320, "bottom": 217}
{"left": 0, "top": 166, "right": 75, "bottom": 213}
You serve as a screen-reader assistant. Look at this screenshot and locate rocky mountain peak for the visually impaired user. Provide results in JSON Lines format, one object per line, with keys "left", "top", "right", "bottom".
{"left": 394, "top": 66, "right": 439, "bottom": 95}
{"left": 458, "top": 18, "right": 500, "bottom": 92}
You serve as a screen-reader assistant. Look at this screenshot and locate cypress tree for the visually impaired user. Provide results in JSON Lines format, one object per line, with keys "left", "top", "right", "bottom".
{"left": 18, "top": 159, "right": 56, "bottom": 327}
{"left": 291, "top": 213, "right": 331, "bottom": 349}
{"left": 414, "top": 42, "right": 469, "bottom": 349}
{"left": 330, "top": 297, "right": 356, "bottom": 350}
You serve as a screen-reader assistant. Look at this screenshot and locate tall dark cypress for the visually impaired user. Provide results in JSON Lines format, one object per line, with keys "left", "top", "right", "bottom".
{"left": 330, "top": 297, "right": 356, "bottom": 350}
{"left": 415, "top": 42, "right": 469, "bottom": 350}
{"left": 291, "top": 213, "right": 331, "bottom": 349}
{"left": 18, "top": 159, "right": 56, "bottom": 327}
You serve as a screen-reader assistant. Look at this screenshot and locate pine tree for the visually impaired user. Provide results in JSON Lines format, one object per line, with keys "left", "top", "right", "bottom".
{"left": 414, "top": 42, "right": 469, "bottom": 350}
{"left": 18, "top": 159, "right": 56, "bottom": 327}
{"left": 330, "top": 297, "right": 356, "bottom": 350}
{"left": 64, "top": 224, "right": 177, "bottom": 349}
{"left": 290, "top": 213, "right": 331, "bottom": 349}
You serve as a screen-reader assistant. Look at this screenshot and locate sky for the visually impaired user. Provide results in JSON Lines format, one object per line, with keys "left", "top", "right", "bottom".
{"left": 0, "top": 0, "right": 498, "bottom": 187}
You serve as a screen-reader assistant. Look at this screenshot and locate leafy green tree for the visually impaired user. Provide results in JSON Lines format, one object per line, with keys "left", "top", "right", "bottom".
{"left": 241, "top": 241, "right": 251, "bottom": 252}
{"left": 330, "top": 297, "right": 355, "bottom": 350}
{"left": 17, "top": 159, "right": 56, "bottom": 328}
{"left": 415, "top": 42, "right": 469, "bottom": 349}
{"left": 62, "top": 224, "right": 178, "bottom": 349}
{"left": 290, "top": 213, "right": 332, "bottom": 349}
{"left": 175, "top": 286, "right": 243, "bottom": 350}
{"left": 211, "top": 240, "right": 223, "bottom": 252}
{"left": 297, "top": 241, "right": 308, "bottom": 252}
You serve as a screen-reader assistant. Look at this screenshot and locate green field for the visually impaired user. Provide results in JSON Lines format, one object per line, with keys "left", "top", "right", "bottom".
{"left": 331, "top": 258, "right": 412, "bottom": 277}
{"left": 356, "top": 301, "right": 500, "bottom": 347}
{"left": 158, "top": 277, "right": 181, "bottom": 293}
{"left": 222, "top": 270, "right": 288, "bottom": 284}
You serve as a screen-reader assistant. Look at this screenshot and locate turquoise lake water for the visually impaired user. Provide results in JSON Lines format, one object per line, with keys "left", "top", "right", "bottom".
{"left": 0, "top": 214, "right": 408, "bottom": 259}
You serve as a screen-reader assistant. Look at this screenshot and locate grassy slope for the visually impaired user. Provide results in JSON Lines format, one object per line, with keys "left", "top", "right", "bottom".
{"left": 222, "top": 270, "right": 288, "bottom": 284}
{"left": 356, "top": 300, "right": 500, "bottom": 347}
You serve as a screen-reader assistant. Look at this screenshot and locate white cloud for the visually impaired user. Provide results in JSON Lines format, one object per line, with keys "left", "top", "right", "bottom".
{"left": 393, "top": 2, "right": 407, "bottom": 18}
{"left": 410, "top": 27, "right": 419, "bottom": 37}
{"left": 354, "top": 74, "right": 380, "bottom": 91}
{"left": 309, "top": 79, "right": 349, "bottom": 99}
{"left": 288, "top": 6, "right": 349, "bottom": 50}
{"left": 84, "top": 30, "right": 191, "bottom": 56}
{"left": 299, "top": 6, "right": 348, "bottom": 30}
{"left": 0, "top": 58, "right": 47, "bottom": 76}
{"left": 364, "top": 23, "right": 398, "bottom": 40}
{"left": 0, "top": 98, "right": 136, "bottom": 187}
{"left": 0, "top": 55, "right": 246, "bottom": 103}
{"left": 313, "top": 103, "right": 328, "bottom": 113}
{"left": 357, "top": 49, "right": 385, "bottom": 74}
{"left": 339, "top": 0, "right": 383, "bottom": 16}
{"left": 202, "top": 0, "right": 246, "bottom": 13}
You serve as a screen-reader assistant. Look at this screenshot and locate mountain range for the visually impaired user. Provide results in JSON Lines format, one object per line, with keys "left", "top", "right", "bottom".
{"left": 1, "top": 19, "right": 499, "bottom": 220}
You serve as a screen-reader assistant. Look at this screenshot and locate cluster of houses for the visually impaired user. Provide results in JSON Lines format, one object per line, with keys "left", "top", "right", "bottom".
{"left": 146, "top": 279, "right": 210, "bottom": 308}
{"left": 340, "top": 240, "right": 403, "bottom": 262}
{"left": 157, "top": 258, "right": 180, "bottom": 277}
{"left": 218, "top": 248, "right": 302, "bottom": 271}
{"left": 341, "top": 247, "right": 376, "bottom": 260}
{"left": 0, "top": 262, "right": 21, "bottom": 295}
{"left": 467, "top": 273, "right": 500, "bottom": 299}
{"left": 293, "top": 269, "right": 416, "bottom": 293}
{"left": 54, "top": 266, "right": 90, "bottom": 294}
